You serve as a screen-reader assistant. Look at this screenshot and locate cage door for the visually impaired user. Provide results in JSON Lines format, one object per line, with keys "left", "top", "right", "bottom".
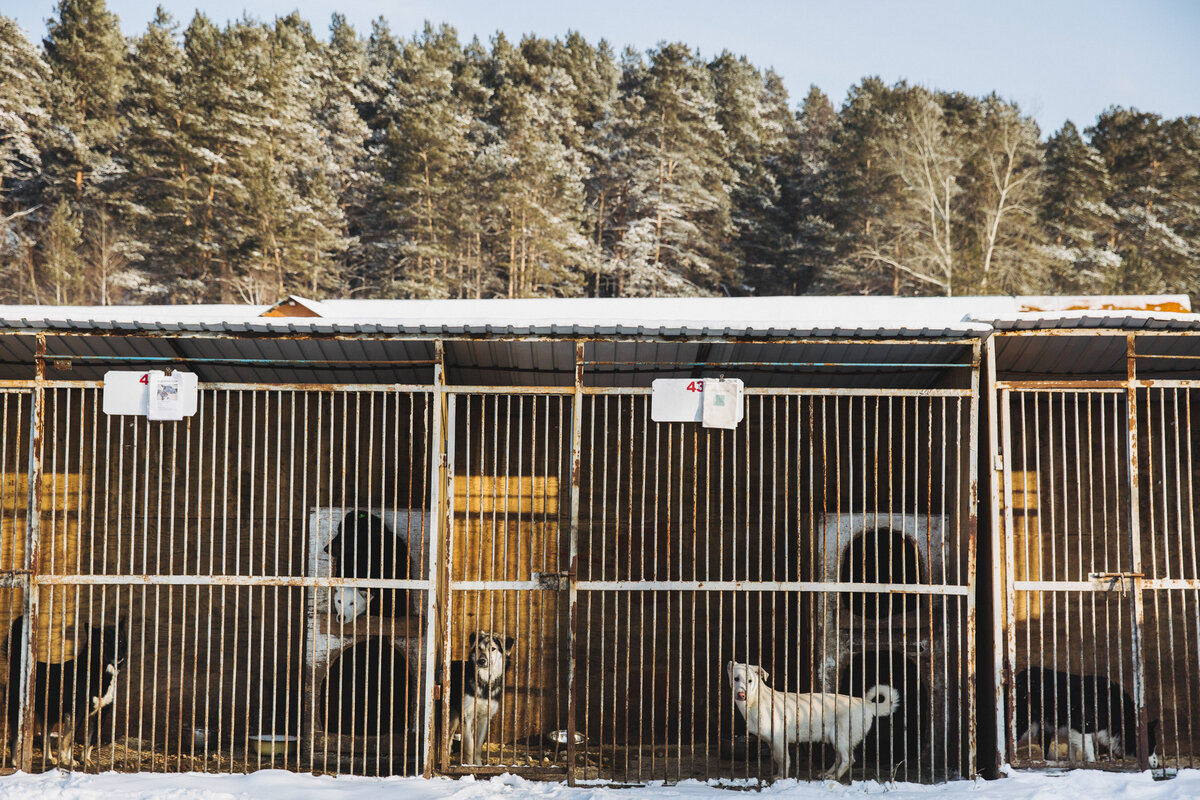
{"left": 439, "top": 392, "right": 573, "bottom": 776}
{"left": 999, "top": 387, "right": 1150, "bottom": 769}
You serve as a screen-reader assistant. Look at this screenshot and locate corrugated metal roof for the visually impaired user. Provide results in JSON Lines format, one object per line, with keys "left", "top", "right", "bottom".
{"left": 0, "top": 315, "right": 991, "bottom": 339}
{"left": 978, "top": 310, "right": 1200, "bottom": 332}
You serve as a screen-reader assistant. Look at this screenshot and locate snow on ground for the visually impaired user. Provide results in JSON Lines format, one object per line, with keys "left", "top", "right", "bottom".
{"left": 0, "top": 767, "right": 1196, "bottom": 800}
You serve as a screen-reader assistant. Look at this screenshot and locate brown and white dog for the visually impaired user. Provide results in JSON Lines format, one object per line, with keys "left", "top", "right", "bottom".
{"left": 449, "top": 631, "right": 515, "bottom": 764}
{"left": 727, "top": 661, "right": 900, "bottom": 780}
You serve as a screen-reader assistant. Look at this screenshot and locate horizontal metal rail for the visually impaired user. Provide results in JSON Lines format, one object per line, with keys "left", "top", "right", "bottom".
{"left": 45, "top": 354, "right": 438, "bottom": 368}
{"left": 31, "top": 575, "right": 432, "bottom": 589}
{"left": 1014, "top": 579, "right": 1200, "bottom": 592}
{"left": 577, "top": 386, "right": 974, "bottom": 397}
{"left": 450, "top": 579, "right": 971, "bottom": 596}
{"left": 584, "top": 360, "right": 972, "bottom": 369}
{"left": 37, "top": 379, "right": 436, "bottom": 393}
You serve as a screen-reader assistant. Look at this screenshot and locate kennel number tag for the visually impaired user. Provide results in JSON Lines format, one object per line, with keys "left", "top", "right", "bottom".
{"left": 103, "top": 370, "right": 199, "bottom": 418}
{"left": 651, "top": 379, "right": 705, "bottom": 422}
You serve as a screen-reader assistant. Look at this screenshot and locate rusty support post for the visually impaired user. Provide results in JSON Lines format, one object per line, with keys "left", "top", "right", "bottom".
{"left": 966, "top": 339, "right": 981, "bottom": 777}
{"left": 16, "top": 334, "right": 45, "bottom": 772}
{"left": 566, "top": 342, "right": 584, "bottom": 785}
{"left": 985, "top": 336, "right": 1008, "bottom": 772}
{"left": 422, "top": 340, "right": 446, "bottom": 778}
{"left": 1125, "top": 334, "right": 1151, "bottom": 769}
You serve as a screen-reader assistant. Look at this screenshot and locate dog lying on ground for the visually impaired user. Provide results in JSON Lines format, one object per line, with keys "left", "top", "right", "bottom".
{"left": 1014, "top": 666, "right": 1160, "bottom": 766}
{"left": 448, "top": 631, "right": 515, "bottom": 764}
{"left": 727, "top": 661, "right": 900, "bottom": 780}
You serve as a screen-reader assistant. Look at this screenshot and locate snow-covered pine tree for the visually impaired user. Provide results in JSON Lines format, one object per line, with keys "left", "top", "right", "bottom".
{"left": 708, "top": 53, "right": 795, "bottom": 295}
{"left": 781, "top": 84, "right": 838, "bottom": 295}
{"left": 41, "top": 0, "right": 137, "bottom": 304}
{"left": 375, "top": 23, "right": 477, "bottom": 297}
{"left": 115, "top": 7, "right": 188, "bottom": 302}
{"left": 238, "top": 13, "right": 348, "bottom": 302}
{"left": 1089, "top": 108, "right": 1196, "bottom": 293}
{"left": 615, "top": 43, "right": 733, "bottom": 297}
{"left": 1040, "top": 120, "right": 1121, "bottom": 292}
{"left": 0, "top": 16, "right": 50, "bottom": 301}
{"left": 319, "top": 14, "right": 371, "bottom": 296}
{"left": 479, "top": 34, "right": 594, "bottom": 298}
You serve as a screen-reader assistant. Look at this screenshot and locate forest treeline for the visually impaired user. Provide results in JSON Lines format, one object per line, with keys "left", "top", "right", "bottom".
{"left": 1, "top": 1, "right": 1198, "bottom": 305}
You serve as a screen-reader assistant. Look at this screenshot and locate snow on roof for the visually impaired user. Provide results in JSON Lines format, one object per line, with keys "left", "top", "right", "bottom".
{"left": 0, "top": 295, "right": 1191, "bottom": 338}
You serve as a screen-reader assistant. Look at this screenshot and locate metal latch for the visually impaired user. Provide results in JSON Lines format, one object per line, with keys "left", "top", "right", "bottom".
{"left": 1089, "top": 571, "right": 1144, "bottom": 596}
{"left": 533, "top": 572, "right": 571, "bottom": 590}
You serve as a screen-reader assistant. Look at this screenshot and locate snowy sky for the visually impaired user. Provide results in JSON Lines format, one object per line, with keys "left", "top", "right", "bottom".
{"left": 6, "top": 0, "right": 1199, "bottom": 135}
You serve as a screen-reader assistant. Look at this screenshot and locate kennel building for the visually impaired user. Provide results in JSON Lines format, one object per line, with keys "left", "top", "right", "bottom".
{"left": 980, "top": 303, "right": 1200, "bottom": 775}
{"left": 0, "top": 293, "right": 1186, "bottom": 784}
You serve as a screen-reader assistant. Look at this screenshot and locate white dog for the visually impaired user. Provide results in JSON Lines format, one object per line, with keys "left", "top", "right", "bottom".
{"left": 331, "top": 587, "right": 372, "bottom": 623}
{"left": 727, "top": 661, "right": 900, "bottom": 780}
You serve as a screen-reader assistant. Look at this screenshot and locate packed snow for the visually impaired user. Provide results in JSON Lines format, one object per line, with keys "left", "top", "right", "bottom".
{"left": 0, "top": 767, "right": 1195, "bottom": 800}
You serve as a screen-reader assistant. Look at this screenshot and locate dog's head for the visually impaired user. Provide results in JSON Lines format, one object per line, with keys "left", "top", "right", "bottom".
{"left": 726, "top": 661, "right": 768, "bottom": 702}
{"left": 331, "top": 587, "right": 373, "bottom": 624}
{"left": 469, "top": 631, "right": 515, "bottom": 679}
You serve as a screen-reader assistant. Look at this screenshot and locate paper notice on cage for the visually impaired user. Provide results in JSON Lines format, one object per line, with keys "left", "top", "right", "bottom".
{"left": 147, "top": 371, "right": 184, "bottom": 420}
{"left": 702, "top": 378, "right": 744, "bottom": 429}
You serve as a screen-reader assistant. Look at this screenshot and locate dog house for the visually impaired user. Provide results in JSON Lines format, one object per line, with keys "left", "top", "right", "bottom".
{"left": 983, "top": 307, "right": 1200, "bottom": 774}
{"left": 304, "top": 507, "right": 428, "bottom": 774}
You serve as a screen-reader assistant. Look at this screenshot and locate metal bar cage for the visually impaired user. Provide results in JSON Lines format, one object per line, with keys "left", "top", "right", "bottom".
{"left": 995, "top": 338, "right": 1200, "bottom": 774}
{"left": 0, "top": 337, "right": 980, "bottom": 784}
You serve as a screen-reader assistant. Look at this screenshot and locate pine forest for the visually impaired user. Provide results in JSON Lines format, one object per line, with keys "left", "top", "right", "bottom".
{"left": 1, "top": 1, "right": 1198, "bottom": 305}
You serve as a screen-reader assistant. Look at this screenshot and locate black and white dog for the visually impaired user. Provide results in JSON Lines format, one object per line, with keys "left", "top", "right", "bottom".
{"left": 6, "top": 618, "right": 125, "bottom": 767}
{"left": 1015, "top": 666, "right": 1160, "bottom": 766}
{"left": 448, "top": 631, "right": 514, "bottom": 764}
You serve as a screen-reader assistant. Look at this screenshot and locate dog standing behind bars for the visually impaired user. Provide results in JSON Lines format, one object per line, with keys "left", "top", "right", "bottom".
{"left": 727, "top": 661, "right": 900, "bottom": 781}
{"left": 6, "top": 617, "right": 124, "bottom": 768}
{"left": 448, "top": 631, "right": 515, "bottom": 764}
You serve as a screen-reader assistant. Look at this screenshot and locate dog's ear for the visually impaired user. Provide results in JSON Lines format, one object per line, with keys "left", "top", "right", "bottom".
{"left": 468, "top": 631, "right": 478, "bottom": 647}
{"left": 726, "top": 661, "right": 734, "bottom": 681}
{"left": 756, "top": 666, "right": 769, "bottom": 682}
{"left": 503, "top": 635, "right": 515, "bottom": 655}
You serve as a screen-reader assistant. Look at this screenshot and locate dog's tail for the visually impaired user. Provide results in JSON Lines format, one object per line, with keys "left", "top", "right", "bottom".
{"left": 863, "top": 684, "right": 901, "bottom": 717}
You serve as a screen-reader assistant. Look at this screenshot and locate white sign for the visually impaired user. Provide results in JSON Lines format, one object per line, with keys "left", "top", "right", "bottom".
{"left": 103, "top": 370, "right": 199, "bottom": 419}
{"left": 652, "top": 378, "right": 746, "bottom": 427}
{"left": 651, "top": 379, "right": 705, "bottom": 422}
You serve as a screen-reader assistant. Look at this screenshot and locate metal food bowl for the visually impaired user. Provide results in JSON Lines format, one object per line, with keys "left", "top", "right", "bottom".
{"left": 546, "top": 729, "right": 585, "bottom": 746}
{"left": 249, "top": 734, "right": 298, "bottom": 758}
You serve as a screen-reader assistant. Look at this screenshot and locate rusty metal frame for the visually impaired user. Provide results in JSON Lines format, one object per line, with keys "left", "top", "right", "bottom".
{"left": 993, "top": 330, "right": 1200, "bottom": 773}
{"left": 0, "top": 329, "right": 984, "bottom": 782}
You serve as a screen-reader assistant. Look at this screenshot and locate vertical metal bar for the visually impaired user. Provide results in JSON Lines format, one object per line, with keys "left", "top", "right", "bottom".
{"left": 966, "top": 340, "right": 981, "bottom": 778}
{"left": 985, "top": 339, "right": 1008, "bottom": 771}
{"left": 1125, "top": 335, "right": 1151, "bottom": 768}
{"left": 999, "top": 388, "right": 1018, "bottom": 763}
{"left": 16, "top": 334, "right": 46, "bottom": 772}
{"left": 566, "top": 342, "right": 584, "bottom": 784}
{"left": 423, "top": 343, "right": 447, "bottom": 777}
